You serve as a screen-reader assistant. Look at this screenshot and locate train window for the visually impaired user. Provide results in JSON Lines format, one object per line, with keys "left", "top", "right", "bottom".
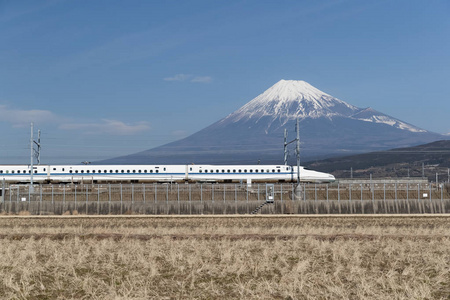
{"left": 244, "top": 169, "right": 247, "bottom": 172}
{"left": 150, "top": 170, "right": 153, "bottom": 173}
{"left": 70, "top": 170, "right": 73, "bottom": 173}
{"left": 238, "top": 169, "right": 241, "bottom": 173}
{"left": 11, "top": 171, "right": 14, "bottom": 174}
{"left": 138, "top": 170, "right": 141, "bottom": 173}
{"left": 116, "top": 170, "right": 119, "bottom": 173}
{"left": 222, "top": 170, "right": 224, "bottom": 173}
{"left": 278, "top": 170, "right": 281, "bottom": 173}
{"left": 144, "top": 170, "right": 147, "bottom": 173}
{"left": 164, "top": 168, "right": 166, "bottom": 171}
{"left": 233, "top": 169, "right": 236, "bottom": 173}
{"left": 190, "top": 168, "right": 192, "bottom": 171}
{"left": 75, "top": 170, "right": 78, "bottom": 173}
{"left": 199, "top": 170, "right": 202, "bottom": 173}
{"left": 216, "top": 170, "right": 219, "bottom": 173}
{"left": 53, "top": 168, "right": 56, "bottom": 171}
{"left": 272, "top": 169, "right": 275, "bottom": 173}
{"left": 132, "top": 170, "right": 135, "bottom": 173}
{"left": 127, "top": 170, "right": 130, "bottom": 173}
{"left": 204, "top": 170, "right": 207, "bottom": 173}
{"left": 92, "top": 170, "right": 96, "bottom": 173}
{"left": 0, "top": 171, "right": 2, "bottom": 173}
{"left": 266, "top": 169, "right": 269, "bottom": 173}
{"left": 227, "top": 170, "right": 230, "bottom": 173}
{"left": 44, "top": 168, "right": 46, "bottom": 171}
{"left": 210, "top": 170, "right": 213, "bottom": 173}
{"left": 62, "top": 168, "right": 65, "bottom": 171}
{"left": 250, "top": 169, "right": 253, "bottom": 173}
{"left": 34, "top": 170, "right": 37, "bottom": 174}
{"left": 261, "top": 170, "right": 264, "bottom": 173}
{"left": 121, "top": 170, "right": 124, "bottom": 173}
{"left": 156, "top": 170, "right": 159, "bottom": 173}
{"left": 81, "top": 170, "right": 84, "bottom": 173}
{"left": 255, "top": 170, "right": 258, "bottom": 173}
{"left": 110, "top": 170, "right": 113, "bottom": 173}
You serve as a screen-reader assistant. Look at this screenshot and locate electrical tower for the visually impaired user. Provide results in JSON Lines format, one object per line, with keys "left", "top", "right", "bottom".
{"left": 283, "top": 118, "right": 302, "bottom": 200}
{"left": 30, "top": 123, "right": 42, "bottom": 191}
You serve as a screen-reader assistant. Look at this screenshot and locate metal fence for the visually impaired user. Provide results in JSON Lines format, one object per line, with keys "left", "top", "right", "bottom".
{"left": 1, "top": 181, "right": 449, "bottom": 215}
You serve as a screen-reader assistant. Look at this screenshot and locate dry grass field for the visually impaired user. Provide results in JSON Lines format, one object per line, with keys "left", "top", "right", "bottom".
{"left": 0, "top": 215, "right": 449, "bottom": 299}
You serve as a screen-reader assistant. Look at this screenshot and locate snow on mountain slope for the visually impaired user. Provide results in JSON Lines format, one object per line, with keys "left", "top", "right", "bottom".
{"left": 350, "top": 107, "right": 426, "bottom": 133}
{"left": 222, "top": 79, "right": 428, "bottom": 133}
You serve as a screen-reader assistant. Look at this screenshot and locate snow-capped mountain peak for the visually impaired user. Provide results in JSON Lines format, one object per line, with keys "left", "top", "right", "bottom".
{"left": 225, "top": 79, "right": 359, "bottom": 123}
{"left": 258, "top": 79, "right": 332, "bottom": 102}
{"left": 220, "top": 79, "right": 429, "bottom": 134}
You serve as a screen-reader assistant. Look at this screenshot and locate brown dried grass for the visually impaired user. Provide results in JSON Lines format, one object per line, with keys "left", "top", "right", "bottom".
{"left": 0, "top": 216, "right": 448, "bottom": 299}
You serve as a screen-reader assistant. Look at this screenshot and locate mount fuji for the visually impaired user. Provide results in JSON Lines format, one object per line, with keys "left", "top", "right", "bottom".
{"left": 99, "top": 80, "right": 444, "bottom": 164}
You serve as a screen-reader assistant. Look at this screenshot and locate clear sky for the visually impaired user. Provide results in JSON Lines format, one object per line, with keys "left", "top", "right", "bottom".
{"left": 1, "top": 0, "right": 449, "bottom": 164}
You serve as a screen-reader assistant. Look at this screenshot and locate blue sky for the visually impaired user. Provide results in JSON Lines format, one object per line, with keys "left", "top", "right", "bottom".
{"left": 1, "top": 0, "right": 449, "bottom": 164}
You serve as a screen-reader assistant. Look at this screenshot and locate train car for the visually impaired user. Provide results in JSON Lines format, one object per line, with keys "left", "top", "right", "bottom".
{"left": 0, "top": 164, "right": 335, "bottom": 184}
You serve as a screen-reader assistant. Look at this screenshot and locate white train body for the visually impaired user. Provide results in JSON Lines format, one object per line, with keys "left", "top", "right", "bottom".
{"left": 0, "top": 164, "right": 335, "bottom": 184}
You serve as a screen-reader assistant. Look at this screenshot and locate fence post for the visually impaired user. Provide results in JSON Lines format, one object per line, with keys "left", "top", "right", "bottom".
{"left": 63, "top": 185, "right": 66, "bottom": 214}
{"left": 143, "top": 183, "right": 146, "bottom": 203}
{"left": 257, "top": 184, "right": 259, "bottom": 201}
{"left": 189, "top": 184, "right": 192, "bottom": 215}
{"left": 418, "top": 183, "right": 421, "bottom": 214}
{"left": 86, "top": 185, "right": 88, "bottom": 215}
{"left": 372, "top": 182, "right": 375, "bottom": 213}
{"left": 246, "top": 184, "right": 248, "bottom": 214}
{"left": 166, "top": 184, "right": 168, "bottom": 215}
{"left": 360, "top": 184, "right": 364, "bottom": 214}
{"left": 235, "top": 184, "right": 237, "bottom": 214}
{"left": 338, "top": 183, "right": 341, "bottom": 214}
{"left": 51, "top": 184, "right": 54, "bottom": 205}
{"left": 154, "top": 183, "right": 157, "bottom": 215}
{"left": 9, "top": 184, "right": 12, "bottom": 214}
{"left": 314, "top": 183, "right": 317, "bottom": 202}
{"left": 75, "top": 185, "right": 77, "bottom": 211}
{"left": 1, "top": 179, "right": 4, "bottom": 205}
{"left": 349, "top": 183, "right": 352, "bottom": 214}
{"left": 132, "top": 184, "right": 134, "bottom": 205}
{"left": 429, "top": 184, "right": 433, "bottom": 213}
{"left": 108, "top": 184, "right": 111, "bottom": 215}
{"left": 177, "top": 184, "right": 180, "bottom": 214}
{"left": 281, "top": 184, "right": 284, "bottom": 214}
{"left": 326, "top": 184, "right": 329, "bottom": 214}
{"left": 120, "top": 183, "right": 123, "bottom": 215}
{"left": 97, "top": 184, "right": 100, "bottom": 215}
{"left": 39, "top": 184, "right": 42, "bottom": 215}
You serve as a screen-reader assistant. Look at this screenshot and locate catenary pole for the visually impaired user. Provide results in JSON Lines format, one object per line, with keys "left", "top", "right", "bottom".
{"left": 30, "top": 123, "right": 34, "bottom": 193}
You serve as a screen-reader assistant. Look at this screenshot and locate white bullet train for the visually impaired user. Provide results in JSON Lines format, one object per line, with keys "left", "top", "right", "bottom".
{"left": 0, "top": 164, "right": 335, "bottom": 184}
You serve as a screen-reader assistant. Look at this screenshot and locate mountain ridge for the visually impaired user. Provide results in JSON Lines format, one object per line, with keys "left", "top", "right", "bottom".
{"left": 97, "top": 80, "right": 444, "bottom": 165}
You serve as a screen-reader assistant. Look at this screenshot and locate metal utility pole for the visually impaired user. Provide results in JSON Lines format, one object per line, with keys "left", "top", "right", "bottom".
{"left": 296, "top": 118, "right": 300, "bottom": 185}
{"left": 34, "top": 130, "right": 41, "bottom": 165}
{"left": 283, "top": 119, "right": 302, "bottom": 199}
{"left": 30, "top": 123, "right": 34, "bottom": 192}
{"left": 284, "top": 129, "right": 288, "bottom": 165}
